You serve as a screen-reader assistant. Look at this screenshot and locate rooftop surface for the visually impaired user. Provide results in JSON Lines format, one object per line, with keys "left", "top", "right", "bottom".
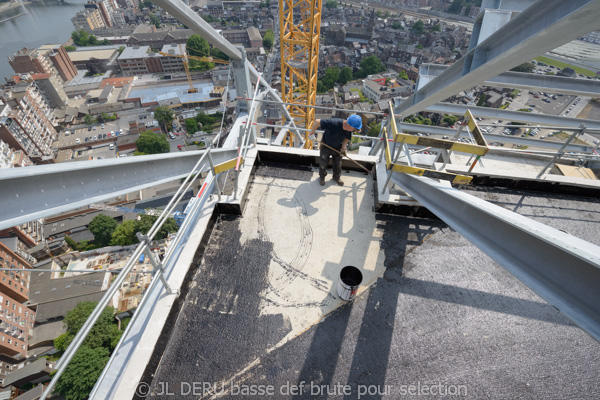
{"left": 140, "top": 161, "right": 600, "bottom": 399}
{"left": 128, "top": 81, "right": 216, "bottom": 104}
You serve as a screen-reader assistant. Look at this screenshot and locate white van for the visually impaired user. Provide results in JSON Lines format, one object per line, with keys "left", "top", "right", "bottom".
{"left": 109, "top": 144, "right": 115, "bottom": 150}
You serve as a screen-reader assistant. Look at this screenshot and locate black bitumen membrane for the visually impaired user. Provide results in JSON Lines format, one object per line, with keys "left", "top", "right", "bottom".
{"left": 142, "top": 168, "right": 600, "bottom": 400}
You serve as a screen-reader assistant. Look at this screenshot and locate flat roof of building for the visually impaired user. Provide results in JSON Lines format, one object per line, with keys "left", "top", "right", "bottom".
{"left": 131, "top": 156, "right": 600, "bottom": 399}
{"left": 68, "top": 49, "right": 119, "bottom": 62}
{"left": 118, "top": 46, "right": 150, "bottom": 60}
{"left": 128, "top": 81, "right": 217, "bottom": 105}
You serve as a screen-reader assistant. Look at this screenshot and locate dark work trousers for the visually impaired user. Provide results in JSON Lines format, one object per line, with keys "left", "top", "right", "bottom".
{"left": 319, "top": 144, "right": 342, "bottom": 180}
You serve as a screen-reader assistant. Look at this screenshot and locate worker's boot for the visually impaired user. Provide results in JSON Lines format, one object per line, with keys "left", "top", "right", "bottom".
{"left": 333, "top": 178, "right": 344, "bottom": 186}
{"left": 319, "top": 176, "right": 325, "bottom": 186}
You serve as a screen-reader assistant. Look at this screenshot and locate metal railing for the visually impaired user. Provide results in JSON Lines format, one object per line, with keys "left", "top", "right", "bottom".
{"left": 39, "top": 136, "right": 251, "bottom": 399}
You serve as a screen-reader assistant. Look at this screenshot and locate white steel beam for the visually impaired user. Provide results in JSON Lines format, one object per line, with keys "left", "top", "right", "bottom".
{"left": 391, "top": 172, "right": 600, "bottom": 342}
{"left": 425, "top": 103, "right": 600, "bottom": 131}
{"left": 396, "top": 0, "right": 600, "bottom": 117}
{"left": 419, "top": 64, "right": 600, "bottom": 97}
{"left": 0, "top": 149, "right": 238, "bottom": 231}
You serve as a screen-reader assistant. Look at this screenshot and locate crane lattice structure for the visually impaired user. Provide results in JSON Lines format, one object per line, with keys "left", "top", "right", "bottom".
{"left": 158, "top": 45, "right": 229, "bottom": 95}
{"left": 279, "top": 0, "right": 322, "bottom": 148}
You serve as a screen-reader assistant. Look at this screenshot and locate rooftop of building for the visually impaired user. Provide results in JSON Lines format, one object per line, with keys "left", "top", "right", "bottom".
{"left": 118, "top": 46, "right": 150, "bottom": 60}
{"left": 127, "top": 81, "right": 217, "bottom": 105}
{"left": 94, "top": 147, "right": 600, "bottom": 399}
{"left": 159, "top": 43, "right": 186, "bottom": 56}
{"left": 67, "top": 48, "right": 119, "bottom": 63}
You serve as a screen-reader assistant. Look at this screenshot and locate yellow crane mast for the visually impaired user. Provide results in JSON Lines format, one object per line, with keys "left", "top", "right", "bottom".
{"left": 279, "top": 0, "right": 322, "bottom": 148}
{"left": 158, "top": 45, "right": 229, "bottom": 94}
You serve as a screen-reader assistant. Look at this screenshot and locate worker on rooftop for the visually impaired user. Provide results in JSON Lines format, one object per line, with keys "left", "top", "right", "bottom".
{"left": 310, "top": 114, "right": 362, "bottom": 186}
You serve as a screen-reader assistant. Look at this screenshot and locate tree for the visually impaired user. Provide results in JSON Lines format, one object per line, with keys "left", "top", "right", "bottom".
{"left": 325, "top": 0, "right": 338, "bottom": 9}
{"left": 53, "top": 346, "right": 110, "bottom": 400}
{"left": 211, "top": 47, "right": 229, "bottom": 61}
{"left": 442, "top": 114, "right": 458, "bottom": 126}
{"left": 510, "top": 62, "right": 535, "bottom": 73}
{"left": 64, "top": 45, "right": 76, "bottom": 52}
{"left": 149, "top": 14, "right": 160, "bottom": 29}
{"left": 140, "top": 0, "right": 153, "bottom": 9}
{"left": 118, "top": 46, "right": 125, "bottom": 55}
{"left": 154, "top": 106, "right": 174, "bottom": 132}
{"left": 413, "top": 19, "right": 425, "bottom": 34}
{"left": 392, "top": 22, "right": 403, "bottom": 30}
{"left": 339, "top": 66, "right": 353, "bottom": 84}
{"left": 137, "top": 215, "right": 179, "bottom": 240}
{"left": 84, "top": 114, "right": 94, "bottom": 125}
{"left": 263, "top": 30, "right": 274, "bottom": 51}
{"left": 359, "top": 56, "right": 384, "bottom": 76}
{"left": 398, "top": 70, "right": 409, "bottom": 80}
{"left": 111, "top": 220, "right": 139, "bottom": 246}
{"left": 431, "top": 23, "right": 441, "bottom": 32}
{"left": 88, "top": 215, "right": 118, "bottom": 247}
{"left": 187, "top": 34, "right": 210, "bottom": 58}
{"left": 477, "top": 94, "right": 488, "bottom": 107}
{"left": 185, "top": 118, "right": 199, "bottom": 134}
{"left": 322, "top": 66, "right": 340, "bottom": 90}
{"left": 367, "top": 122, "right": 381, "bottom": 137}
{"left": 136, "top": 131, "right": 170, "bottom": 154}
{"left": 448, "top": 0, "right": 463, "bottom": 14}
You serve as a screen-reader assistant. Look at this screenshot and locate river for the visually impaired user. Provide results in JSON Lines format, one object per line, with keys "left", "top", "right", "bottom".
{"left": 0, "top": 0, "right": 87, "bottom": 81}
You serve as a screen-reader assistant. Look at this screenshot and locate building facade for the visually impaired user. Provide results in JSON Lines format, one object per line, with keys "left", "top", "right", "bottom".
{"left": 71, "top": 8, "right": 106, "bottom": 33}
{"left": 0, "top": 241, "right": 35, "bottom": 359}
{"left": 118, "top": 46, "right": 150, "bottom": 76}
{"left": 8, "top": 49, "right": 53, "bottom": 76}
{"left": 0, "top": 84, "right": 57, "bottom": 161}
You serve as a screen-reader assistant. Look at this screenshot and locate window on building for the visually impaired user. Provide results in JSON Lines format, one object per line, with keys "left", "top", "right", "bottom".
{"left": 7, "top": 339, "right": 11, "bottom": 344}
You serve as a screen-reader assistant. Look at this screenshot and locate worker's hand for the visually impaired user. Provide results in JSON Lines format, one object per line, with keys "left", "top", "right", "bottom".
{"left": 341, "top": 146, "right": 347, "bottom": 155}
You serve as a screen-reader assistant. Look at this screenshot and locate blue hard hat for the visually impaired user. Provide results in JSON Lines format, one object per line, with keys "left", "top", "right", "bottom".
{"left": 347, "top": 114, "right": 362, "bottom": 130}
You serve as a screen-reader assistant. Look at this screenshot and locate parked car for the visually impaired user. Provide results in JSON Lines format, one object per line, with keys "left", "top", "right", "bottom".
{"left": 75, "top": 138, "right": 80, "bottom": 143}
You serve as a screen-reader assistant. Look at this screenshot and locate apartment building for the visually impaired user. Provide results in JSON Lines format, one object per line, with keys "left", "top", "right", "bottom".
{"left": 159, "top": 44, "right": 185, "bottom": 74}
{"left": 0, "top": 241, "right": 35, "bottom": 359}
{"left": 8, "top": 48, "right": 54, "bottom": 77}
{"left": 0, "top": 84, "right": 57, "bottom": 161}
{"left": 118, "top": 46, "right": 151, "bottom": 76}
{"left": 71, "top": 8, "right": 106, "bottom": 33}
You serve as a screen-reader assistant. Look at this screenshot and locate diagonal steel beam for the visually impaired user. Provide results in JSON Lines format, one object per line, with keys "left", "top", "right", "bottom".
{"left": 0, "top": 149, "right": 238, "bottom": 231}
{"left": 391, "top": 172, "right": 600, "bottom": 342}
{"left": 419, "top": 64, "right": 600, "bottom": 97}
{"left": 425, "top": 103, "right": 600, "bottom": 131}
{"left": 396, "top": 0, "right": 600, "bottom": 117}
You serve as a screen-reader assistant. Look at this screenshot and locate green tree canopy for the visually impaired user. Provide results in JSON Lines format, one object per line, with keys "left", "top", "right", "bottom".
{"left": 325, "top": 0, "right": 338, "bottom": 9}
{"left": 510, "top": 62, "right": 535, "bottom": 73}
{"left": 149, "top": 14, "right": 160, "bottom": 29}
{"left": 398, "top": 70, "right": 409, "bottom": 80}
{"left": 413, "top": 20, "right": 425, "bottom": 34}
{"left": 442, "top": 114, "right": 458, "bottom": 126}
{"left": 154, "top": 106, "right": 175, "bottom": 132}
{"left": 110, "top": 220, "right": 139, "bottom": 246}
{"left": 136, "top": 131, "right": 170, "bottom": 154}
{"left": 187, "top": 34, "right": 210, "bottom": 58}
{"left": 64, "top": 45, "right": 76, "bottom": 52}
{"left": 53, "top": 346, "right": 110, "bottom": 400}
{"left": 263, "top": 29, "right": 274, "bottom": 51}
{"left": 322, "top": 67, "right": 341, "bottom": 90}
{"left": 211, "top": 47, "right": 229, "bottom": 61}
{"left": 359, "top": 56, "right": 385, "bottom": 76}
{"left": 140, "top": 0, "right": 153, "bottom": 9}
{"left": 88, "top": 215, "right": 118, "bottom": 247}
{"left": 185, "top": 118, "right": 199, "bottom": 134}
{"left": 137, "top": 215, "right": 179, "bottom": 240}
{"left": 448, "top": 0, "right": 463, "bottom": 14}
{"left": 367, "top": 122, "right": 381, "bottom": 137}
{"left": 339, "top": 66, "right": 353, "bottom": 84}
{"left": 391, "top": 21, "right": 403, "bottom": 30}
